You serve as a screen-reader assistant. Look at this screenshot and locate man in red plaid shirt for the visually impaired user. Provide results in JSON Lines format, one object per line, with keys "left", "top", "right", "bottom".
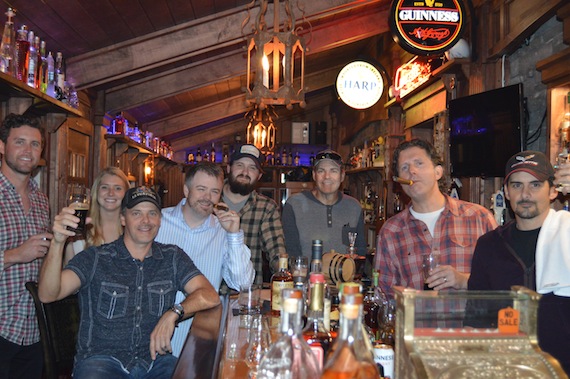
{"left": 374, "top": 139, "right": 497, "bottom": 297}
{"left": 0, "top": 114, "right": 52, "bottom": 378}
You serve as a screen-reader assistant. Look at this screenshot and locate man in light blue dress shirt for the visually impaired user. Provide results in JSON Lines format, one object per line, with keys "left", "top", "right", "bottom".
{"left": 155, "top": 162, "right": 255, "bottom": 356}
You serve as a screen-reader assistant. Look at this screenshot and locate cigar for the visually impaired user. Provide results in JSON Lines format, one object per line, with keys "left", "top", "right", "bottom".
{"left": 392, "top": 176, "right": 413, "bottom": 186}
{"left": 213, "top": 203, "right": 229, "bottom": 212}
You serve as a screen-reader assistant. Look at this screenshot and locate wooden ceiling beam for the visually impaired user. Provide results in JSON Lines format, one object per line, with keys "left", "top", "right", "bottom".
{"left": 146, "top": 64, "right": 344, "bottom": 138}
{"left": 102, "top": 6, "right": 387, "bottom": 113}
{"left": 66, "top": 0, "right": 384, "bottom": 90}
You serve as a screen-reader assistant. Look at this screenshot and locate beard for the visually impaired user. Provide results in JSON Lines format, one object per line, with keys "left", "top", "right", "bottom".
{"left": 513, "top": 200, "right": 540, "bottom": 219}
{"left": 4, "top": 154, "right": 38, "bottom": 175}
{"left": 228, "top": 173, "right": 256, "bottom": 196}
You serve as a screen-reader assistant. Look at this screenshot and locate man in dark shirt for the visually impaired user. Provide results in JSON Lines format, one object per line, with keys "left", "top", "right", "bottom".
{"left": 39, "top": 186, "right": 219, "bottom": 379}
{"left": 469, "top": 150, "right": 570, "bottom": 374}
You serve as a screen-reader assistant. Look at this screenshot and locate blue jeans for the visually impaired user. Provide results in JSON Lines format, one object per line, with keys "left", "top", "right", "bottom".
{"left": 73, "top": 355, "right": 177, "bottom": 379}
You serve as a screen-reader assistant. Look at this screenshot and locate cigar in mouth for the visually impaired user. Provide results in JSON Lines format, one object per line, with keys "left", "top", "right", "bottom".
{"left": 392, "top": 176, "right": 413, "bottom": 186}
{"left": 213, "top": 203, "right": 229, "bottom": 212}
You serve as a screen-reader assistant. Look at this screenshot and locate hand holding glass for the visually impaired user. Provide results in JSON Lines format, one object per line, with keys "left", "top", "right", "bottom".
{"left": 422, "top": 253, "right": 440, "bottom": 290}
{"left": 67, "top": 184, "right": 90, "bottom": 234}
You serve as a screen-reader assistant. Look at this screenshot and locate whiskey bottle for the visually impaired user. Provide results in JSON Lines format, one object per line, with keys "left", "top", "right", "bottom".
{"left": 310, "top": 239, "right": 323, "bottom": 274}
{"left": 258, "top": 288, "right": 321, "bottom": 379}
{"left": 270, "top": 254, "right": 294, "bottom": 316}
{"left": 210, "top": 142, "right": 216, "bottom": 163}
{"left": 302, "top": 273, "right": 333, "bottom": 370}
{"left": 196, "top": 147, "right": 202, "bottom": 162}
{"left": 14, "top": 25, "right": 29, "bottom": 82}
{"left": 321, "top": 291, "right": 379, "bottom": 379}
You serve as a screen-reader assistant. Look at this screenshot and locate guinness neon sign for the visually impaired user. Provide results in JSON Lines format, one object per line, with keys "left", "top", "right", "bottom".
{"left": 389, "top": 0, "right": 466, "bottom": 55}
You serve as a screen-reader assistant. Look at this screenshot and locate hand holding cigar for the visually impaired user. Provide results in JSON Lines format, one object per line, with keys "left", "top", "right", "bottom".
{"left": 213, "top": 203, "right": 229, "bottom": 212}
{"left": 393, "top": 176, "right": 413, "bottom": 186}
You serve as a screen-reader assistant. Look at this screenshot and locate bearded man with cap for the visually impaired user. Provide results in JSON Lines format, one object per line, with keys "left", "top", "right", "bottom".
{"left": 282, "top": 149, "right": 367, "bottom": 260}
{"left": 222, "top": 144, "right": 286, "bottom": 282}
{"left": 38, "top": 186, "right": 219, "bottom": 379}
{"left": 468, "top": 150, "right": 570, "bottom": 373}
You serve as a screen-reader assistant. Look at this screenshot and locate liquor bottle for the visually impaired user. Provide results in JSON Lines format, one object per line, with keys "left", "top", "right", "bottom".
{"left": 196, "top": 147, "right": 202, "bottom": 162}
{"left": 46, "top": 51, "right": 55, "bottom": 97}
{"left": 38, "top": 40, "right": 46, "bottom": 92}
{"left": 310, "top": 152, "right": 315, "bottom": 166}
{"left": 270, "top": 254, "right": 294, "bottom": 316}
{"left": 374, "top": 299, "right": 395, "bottom": 379}
{"left": 258, "top": 289, "right": 321, "bottom": 379}
{"left": 210, "top": 142, "right": 216, "bottom": 162}
{"left": 25, "top": 30, "right": 36, "bottom": 87}
{"left": 288, "top": 152, "right": 293, "bottom": 166}
{"left": 187, "top": 151, "right": 194, "bottom": 164}
{"left": 310, "top": 239, "right": 323, "bottom": 274}
{"left": 363, "top": 272, "right": 386, "bottom": 340}
{"left": 203, "top": 148, "right": 210, "bottom": 162}
{"left": 14, "top": 24, "right": 29, "bottom": 82}
{"left": 321, "top": 291, "right": 379, "bottom": 379}
{"left": 222, "top": 149, "right": 229, "bottom": 164}
{"left": 294, "top": 151, "right": 300, "bottom": 166}
{"left": 113, "top": 112, "right": 125, "bottom": 135}
{"left": 281, "top": 148, "right": 287, "bottom": 166}
{"left": 302, "top": 273, "right": 333, "bottom": 370}
{"left": 54, "top": 51, "right": 65, "bottom": 101}
{"left": 0, "top": 8, "right": 16, "bottom": 76}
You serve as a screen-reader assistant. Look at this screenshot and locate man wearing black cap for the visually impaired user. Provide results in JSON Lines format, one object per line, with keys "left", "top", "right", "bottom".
{"left": 38, "top": 186, "right": 219, "bottom": 379}
{"left": 469, "top": 151, "right": 570, "bottom": 373}
{"left": 282, "top": 149, "right": 367, "bottom": 259}
{"left": 222, "top": 144, "right": 286, "bottom": 282}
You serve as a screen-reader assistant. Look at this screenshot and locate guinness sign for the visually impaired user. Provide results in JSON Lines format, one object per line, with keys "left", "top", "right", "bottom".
{"left": 389, "top": 0, "right": 466, "bottom": 55}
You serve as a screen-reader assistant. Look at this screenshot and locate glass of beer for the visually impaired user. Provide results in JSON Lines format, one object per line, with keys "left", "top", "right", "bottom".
{"left": 67, "top": 184, "right": 90, "bottom": 234}
{"left": 421, "top": 252, "right": 440, "bottom": 290}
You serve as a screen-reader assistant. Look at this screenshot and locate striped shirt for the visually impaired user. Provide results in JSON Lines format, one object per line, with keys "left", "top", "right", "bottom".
{"left": 155, "top": 199, "right": 254, "bottom": 356}
{"left": 0, "top": 172, "right": 50, "bottom": 345}
{"left": 374, "top": 194, "right": 497, "bottom": 296}
{"left": 225, "top": 190, "right": 286, "bottom": 283}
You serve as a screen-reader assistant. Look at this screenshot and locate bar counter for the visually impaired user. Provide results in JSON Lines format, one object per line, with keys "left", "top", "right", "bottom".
{"left": 173, "top": 289, "right": 278, "bottom": 379}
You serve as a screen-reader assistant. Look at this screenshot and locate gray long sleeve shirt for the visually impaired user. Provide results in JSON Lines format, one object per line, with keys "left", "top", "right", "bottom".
{"left": 281, "top": 190, "right": 367, "bottom": 258}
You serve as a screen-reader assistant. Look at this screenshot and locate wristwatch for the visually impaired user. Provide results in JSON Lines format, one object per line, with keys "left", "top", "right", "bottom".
{"left": 170, "top": 304, "right": 185, "bottom": 323}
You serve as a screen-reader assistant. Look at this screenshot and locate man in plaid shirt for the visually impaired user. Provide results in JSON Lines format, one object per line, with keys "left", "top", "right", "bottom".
{"left": 222, "top": 144, "right": 286, "bottom": 283}
{"left": 374, "top": 139, "right": 497, "bottom": 297}
{"left": 0, "top": 114, "right": 52, "bottom": 378}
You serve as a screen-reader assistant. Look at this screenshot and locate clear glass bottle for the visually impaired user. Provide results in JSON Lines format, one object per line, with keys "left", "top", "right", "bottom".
{"left": 25, "top": 30, "right": 36, "bottom": 87}
{"left": 0, "top": 8, "right": 16, "bottom": 76}
{"left": 245, "top": 314, "right": 272, "bottom": 379}
{"left": 302, "top": 273, "right": 333, "bottom": 370}
{"left": 321, "top": 291, "right": 379, "bottom": 379}
{"left": 54, "top": 51, "right": 65, "bottom": 100}
{"left": 258, "top": 288, "right": 321, "bottom": 379}
{"left": 270, "top": 254, "right": 294, "bottom": 316}
{"left": 38, "top": 40, "right": 46, "bottom": 92}
{"left": 14, "top": 24, "right": 29, "bottom": 82}
{"left": 46, "top": 51, "right": 55, "bottom": 97}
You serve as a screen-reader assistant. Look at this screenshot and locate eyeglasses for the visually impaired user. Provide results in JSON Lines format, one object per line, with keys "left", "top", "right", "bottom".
{"left": 314, "top": 151, "right": 343, "bottom": 165}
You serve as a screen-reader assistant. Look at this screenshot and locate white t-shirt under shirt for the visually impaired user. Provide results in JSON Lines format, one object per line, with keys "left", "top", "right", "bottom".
{"left": 409, "top": 206, "right": 445, "bottom": 236}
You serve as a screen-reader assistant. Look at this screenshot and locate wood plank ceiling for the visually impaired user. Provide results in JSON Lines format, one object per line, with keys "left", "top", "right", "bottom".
{"left": 4, "top": 0, "right": 392, "bottom": 156}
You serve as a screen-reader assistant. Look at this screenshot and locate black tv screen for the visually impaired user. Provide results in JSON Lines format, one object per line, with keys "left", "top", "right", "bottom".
{"left": 449, "top": 84, "right": 526, "bottom": 177}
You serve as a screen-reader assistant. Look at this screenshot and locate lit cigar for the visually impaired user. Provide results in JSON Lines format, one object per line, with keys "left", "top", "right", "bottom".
{"left": 213, "top": 203, "right": 229, "bottom": 212}
{"left": 392, "top": 176, "right": 413, "bottom": 186}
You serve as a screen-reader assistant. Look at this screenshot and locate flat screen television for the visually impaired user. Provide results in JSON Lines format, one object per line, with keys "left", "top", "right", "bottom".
{"left": 449, "top": 83, "right": 526, "bottom": 177}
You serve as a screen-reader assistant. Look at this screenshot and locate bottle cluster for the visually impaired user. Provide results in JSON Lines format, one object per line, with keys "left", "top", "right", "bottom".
{"left": 186, "top": 143, "right": 228, "bottom": 164}
{"left": 258, "top": 241, "right": 394, "bottom": 378}
{"left": 107, "top": 112, "right": 173, "bottom": 160}
{"left": 349, "top": 136, "right": 386, "bottom": 169}
{"left": 0, "top": 8, "right": 78, "bottom": 107}
{"left": 265, "top": 147, "right": 314, "bottom": 167}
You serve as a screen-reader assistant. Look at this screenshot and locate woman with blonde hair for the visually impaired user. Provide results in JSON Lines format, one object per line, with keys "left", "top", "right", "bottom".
{"left": 64, "top": 167, "right": 129, "bottom": 262}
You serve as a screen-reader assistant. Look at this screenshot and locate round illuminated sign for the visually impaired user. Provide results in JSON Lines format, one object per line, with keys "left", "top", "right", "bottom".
{"left": 336, "top": 61, "right": 384, "bottom": 109}
{"left": 389, "top": 0, "right": 466, "bottom": 56}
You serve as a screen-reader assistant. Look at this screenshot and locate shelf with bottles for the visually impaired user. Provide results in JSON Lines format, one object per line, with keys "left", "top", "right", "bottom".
{"left": 104, "top": 134, "right": 178, "bottom": 166}
{"left": 0, "top": 70, "right": 83, "bottom": 117}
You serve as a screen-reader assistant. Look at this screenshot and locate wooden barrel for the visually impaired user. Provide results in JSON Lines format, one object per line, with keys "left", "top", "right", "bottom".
{"left": 322, "top": 251, "right": 355, "bottom": 285}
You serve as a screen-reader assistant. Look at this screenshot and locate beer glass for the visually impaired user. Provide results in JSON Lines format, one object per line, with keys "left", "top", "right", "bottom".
{"left": 421, "top": 252, "right": 440, "bottom": 290}
{"left": 67, "top": 184, "right": 90, "bottom": 234}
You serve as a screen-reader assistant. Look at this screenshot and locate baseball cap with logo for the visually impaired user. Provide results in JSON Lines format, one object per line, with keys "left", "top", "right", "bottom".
{"left": 313, "top": 149, "right": 344, "bottom": 169}
{"left": 504, "top": 150, "right": 555, "bottom": 184}
{"left": 230, "top": 144, "right": 265, "bottom": 170}
{"left": 121, "top": 186, "right": 161, "bottom": 210}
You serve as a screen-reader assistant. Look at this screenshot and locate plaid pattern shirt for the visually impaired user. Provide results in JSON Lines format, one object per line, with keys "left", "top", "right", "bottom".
{"left": 0, "top": 172, "right": 50, "bottom": 345}
{"left": 374, "top": 194, "right": 497, "bottom": 297}
{"left": 236, "top": 191, "right": 286, "bottom": 283}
